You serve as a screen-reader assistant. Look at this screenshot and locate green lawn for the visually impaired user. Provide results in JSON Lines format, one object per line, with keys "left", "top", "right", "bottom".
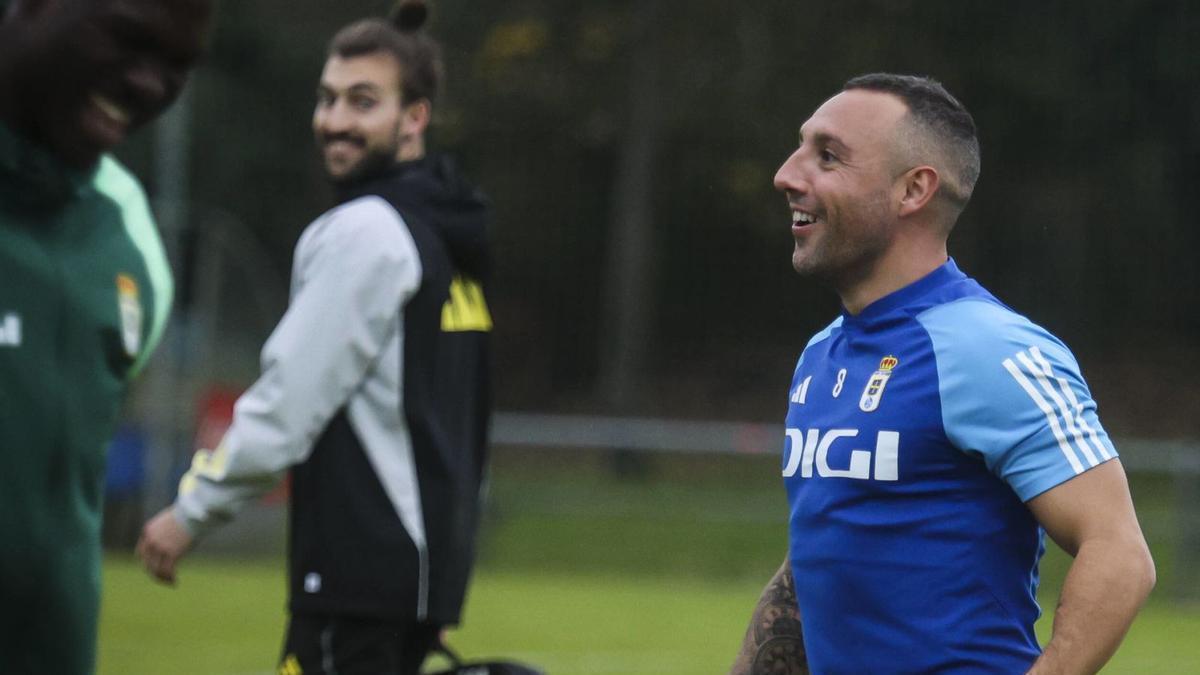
{"left": 98, "top": 450, "right": 1200, "bottom": 673}
{"left": 100, "top": 557, "right": 766, "bottom": 675}
{"left": 99, "top": 555, "right": 1200, "bottom": 675}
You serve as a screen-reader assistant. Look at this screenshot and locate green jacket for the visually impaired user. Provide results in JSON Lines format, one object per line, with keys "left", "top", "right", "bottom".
{"left": 0, "top": 122, "right": 172, "bottom": 559}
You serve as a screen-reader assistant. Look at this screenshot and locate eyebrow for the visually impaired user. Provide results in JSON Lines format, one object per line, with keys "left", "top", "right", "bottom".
{"left": 317, "top": 82, "right": 385, "bottom": 96}
{"left": 347, "top": 83, "right": 383, "bottom": 95}
{"left": 798, "top": 129, "right": 851, "bottom": 155}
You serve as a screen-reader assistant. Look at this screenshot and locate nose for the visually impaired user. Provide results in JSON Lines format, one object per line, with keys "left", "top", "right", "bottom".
{"left": 315, "top": 99, "right": 354, "bottom": 135}
{"left": 773, "top": 150, "right": 808, "bottom": 195}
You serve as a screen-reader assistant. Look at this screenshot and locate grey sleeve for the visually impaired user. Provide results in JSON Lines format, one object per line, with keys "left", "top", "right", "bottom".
{"left": 174, "top": 197, "right": 421, "bottom": 538}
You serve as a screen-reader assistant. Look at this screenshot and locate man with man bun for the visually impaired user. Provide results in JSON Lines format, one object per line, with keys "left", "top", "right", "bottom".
{"left": 138, "top": 3, "right": 493, "bottom": 672}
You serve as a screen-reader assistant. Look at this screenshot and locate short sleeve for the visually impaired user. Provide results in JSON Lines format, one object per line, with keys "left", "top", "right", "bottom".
{"left": 917, "top": 298, "right": 1117, "bottom": 501}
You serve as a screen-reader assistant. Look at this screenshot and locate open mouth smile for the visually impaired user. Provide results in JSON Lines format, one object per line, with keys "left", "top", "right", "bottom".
{"left": 792, "top": 210, "right": 816, "bottom": 225}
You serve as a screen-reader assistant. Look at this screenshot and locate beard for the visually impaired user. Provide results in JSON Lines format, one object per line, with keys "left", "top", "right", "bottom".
{"left": 324, "top": 145, "right": 397, "bottom": 186}
{"left": 792, "top": 198, "right": 893, "bottom": 291}
{"left": 318, "top": 124, "right": 402, "bottom": 186}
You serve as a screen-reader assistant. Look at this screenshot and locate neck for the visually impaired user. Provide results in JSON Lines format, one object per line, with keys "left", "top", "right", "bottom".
{"left": 837, "top": 235, "right": 949, "bottom": 315}
{"left": 396, "top": 135, "right": 425, "bottom": 162}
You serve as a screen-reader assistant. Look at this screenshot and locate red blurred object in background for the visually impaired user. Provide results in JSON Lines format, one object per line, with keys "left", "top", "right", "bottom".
{"left": 194, "top": 387, "right": 290, "bottom": 504}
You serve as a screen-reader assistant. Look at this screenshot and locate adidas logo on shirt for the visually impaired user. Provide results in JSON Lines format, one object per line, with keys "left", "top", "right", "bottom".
{"left": 0, "top": 313, "right": 21, "bottom": 347}
{"left": 790, "top": 375, "right": 812, "bottom": 404}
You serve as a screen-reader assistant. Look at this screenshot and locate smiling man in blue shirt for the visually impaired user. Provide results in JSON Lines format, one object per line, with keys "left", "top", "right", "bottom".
{"left": 731, "top": 74, "right": 1155, "bottom": 675}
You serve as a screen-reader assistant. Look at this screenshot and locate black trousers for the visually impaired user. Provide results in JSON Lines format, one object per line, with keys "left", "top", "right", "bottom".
{"left": 278, "top": 613, "right": 441, "bottom": 675}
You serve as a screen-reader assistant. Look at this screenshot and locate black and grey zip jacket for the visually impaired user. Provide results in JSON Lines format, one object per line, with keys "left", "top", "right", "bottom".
{"left": 174, "top": 154, "right": 492, "bottom": 624}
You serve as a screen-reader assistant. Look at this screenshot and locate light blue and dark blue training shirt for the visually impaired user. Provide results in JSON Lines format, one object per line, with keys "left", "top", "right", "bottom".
{"left": 783, "top": 258, "right": 1116, "bottom": 674}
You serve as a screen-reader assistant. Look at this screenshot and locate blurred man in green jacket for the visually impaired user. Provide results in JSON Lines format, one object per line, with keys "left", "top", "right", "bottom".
{"left": 0, "top": 0, "right": 213, "bottom": 672}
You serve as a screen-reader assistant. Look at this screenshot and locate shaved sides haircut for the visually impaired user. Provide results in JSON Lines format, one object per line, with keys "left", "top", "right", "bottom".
{"left": 844, "top": 73, "right": 981, "bottom": 216}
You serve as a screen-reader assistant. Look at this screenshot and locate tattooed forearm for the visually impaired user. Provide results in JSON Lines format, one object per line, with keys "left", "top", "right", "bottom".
{"left": 730, "top": 558, "right": 808, "bottom": 675}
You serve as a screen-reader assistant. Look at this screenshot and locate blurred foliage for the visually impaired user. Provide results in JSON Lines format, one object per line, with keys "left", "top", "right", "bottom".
{"left": 117, "top": 0, "right": 1200, "bottom": 434}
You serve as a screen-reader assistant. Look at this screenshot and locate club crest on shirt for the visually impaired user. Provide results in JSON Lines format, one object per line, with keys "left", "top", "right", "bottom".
{"left": 116, "top": 273, "right": 142, "bottom": 357}
{"left": 859, "top": 355, "right": 898, "bottom": 412}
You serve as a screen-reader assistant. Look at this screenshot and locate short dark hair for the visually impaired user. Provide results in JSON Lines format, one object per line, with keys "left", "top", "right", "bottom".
{"left": 327, "top": 1, "right": 443, "bottom": 106}
{"left": 843, "top": 73, "right": 981, "bottom": 209}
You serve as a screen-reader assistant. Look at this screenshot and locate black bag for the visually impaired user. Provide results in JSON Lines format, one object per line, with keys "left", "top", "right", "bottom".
{"left": 422, "top": 643, "right": 546, "bottom": 675}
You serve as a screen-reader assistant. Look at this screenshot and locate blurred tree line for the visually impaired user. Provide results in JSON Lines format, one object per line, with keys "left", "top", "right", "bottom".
{"left": 118, "top": 0, "right": 1199, "bottom": 436}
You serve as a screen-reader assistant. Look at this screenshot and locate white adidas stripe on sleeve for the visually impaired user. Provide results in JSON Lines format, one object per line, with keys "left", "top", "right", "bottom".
{"left": 1027, "top": 347, "right": 1113, "bottom": 462}
{"left": 1002, "top": 353, "right": 1086, "bottom": 474}
{"left": 1015, "top": 349, "right": 1100, "bottom": 467}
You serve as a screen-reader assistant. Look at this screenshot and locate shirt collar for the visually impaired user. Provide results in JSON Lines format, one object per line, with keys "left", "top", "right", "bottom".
{"left": 841, "top": 258, "right": 965, "bottom": 326}
{"left": 0, "top": 121, "right": 95, "bottom": 211}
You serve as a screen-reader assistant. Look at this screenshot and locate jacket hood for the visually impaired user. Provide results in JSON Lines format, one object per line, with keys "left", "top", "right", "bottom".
{"left": 335, "top": 153, "right": 491, "bottom": 281}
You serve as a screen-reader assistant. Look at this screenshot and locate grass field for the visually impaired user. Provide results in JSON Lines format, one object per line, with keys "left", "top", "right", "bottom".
{"left": 97, "top": 557, "right": 1200, "bottom": 675}
{"left": 98, "top": 450, "right": 1200, "bottom": 674}
{"left": 99, "top": 557, "right": 767, "bottom": 674}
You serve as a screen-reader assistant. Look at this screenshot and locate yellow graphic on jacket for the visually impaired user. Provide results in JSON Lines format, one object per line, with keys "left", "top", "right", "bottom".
{"left": 178, "top": 442, "right": 231, "bottom": 497}
{"left": 278, "top": 654, "right": 303, "bottom": 675}
{"left": 441, "top": 275, "right": 492, "bottom": 332}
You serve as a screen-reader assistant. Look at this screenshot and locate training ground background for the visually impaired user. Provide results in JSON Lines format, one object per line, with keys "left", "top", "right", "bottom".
{"left": 83, "top": 1, "right": 1200, "bottom": 672}
{"left": 99, "top": 449, "right": 1200, "bottom": 674}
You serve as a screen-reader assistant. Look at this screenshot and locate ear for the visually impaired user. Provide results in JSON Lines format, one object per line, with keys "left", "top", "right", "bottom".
{"left": 400, "top": 98, "right": 431, "bottom": 137}
{"left": 897, "top": 165, "right": 939, "bottom": 218}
